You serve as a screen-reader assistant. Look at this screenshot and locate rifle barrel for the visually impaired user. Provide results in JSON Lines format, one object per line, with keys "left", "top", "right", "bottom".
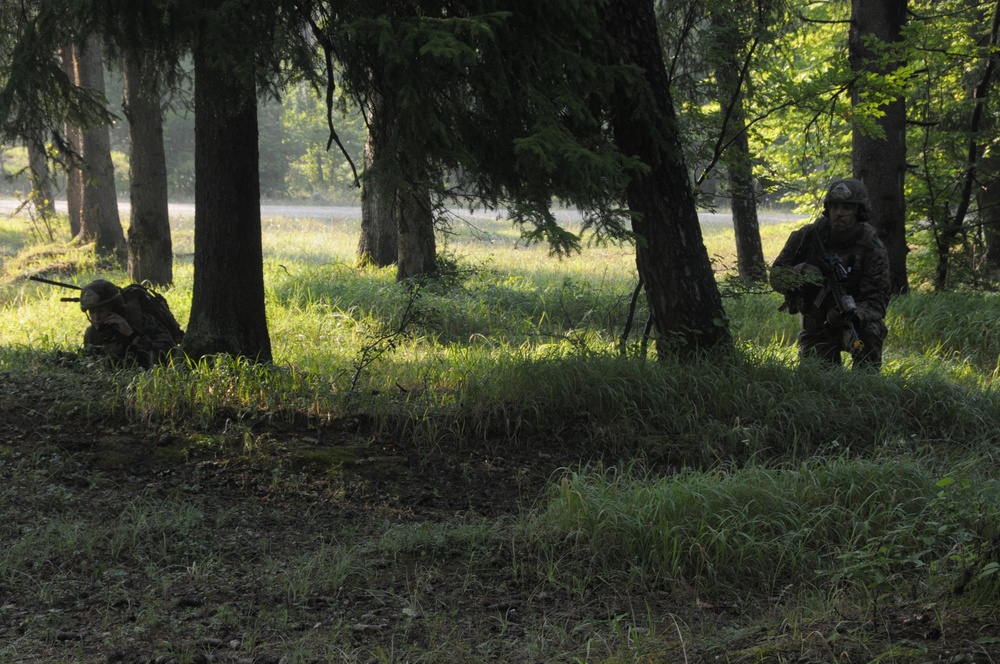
{"left": 29, "top": 275, "right": 82, "bottom": 290}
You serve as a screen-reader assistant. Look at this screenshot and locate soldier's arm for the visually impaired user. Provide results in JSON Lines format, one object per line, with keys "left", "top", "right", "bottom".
{"left": 854, "top": 240, "right": 891, "bottom": 324}
{"left": 770, "top": 226, "right": 822, "bottom": 294}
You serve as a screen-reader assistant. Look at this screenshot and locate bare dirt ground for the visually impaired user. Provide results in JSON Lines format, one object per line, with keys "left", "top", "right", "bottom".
{"left": 2, "top": 366, "right": 999, "bottom": 663}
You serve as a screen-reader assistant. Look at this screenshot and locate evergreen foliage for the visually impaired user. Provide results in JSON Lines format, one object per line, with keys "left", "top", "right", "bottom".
{"left": 317, "top": 0, "right": 642, "bottom": 254}
{"left": 0, "top": 1, "right": 113, "bottom": 146}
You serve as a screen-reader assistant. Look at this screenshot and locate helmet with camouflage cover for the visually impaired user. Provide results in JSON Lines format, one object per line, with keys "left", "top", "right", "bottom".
{"left": 79, "top": 279, "right": 124, "bottom": 312}
{"left": 823, "top": 178, "right": 871, "bottom": 222}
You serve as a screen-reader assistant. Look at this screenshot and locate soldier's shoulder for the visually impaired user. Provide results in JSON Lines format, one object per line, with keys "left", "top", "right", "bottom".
{"left": 787, "top": 218, "right": 822, "bottom": 241}
{"left": 858, "top": 223, "right": 886, "bottom": 249}
{"left": 797, "top": 216, "right": 823, "bottom": 229}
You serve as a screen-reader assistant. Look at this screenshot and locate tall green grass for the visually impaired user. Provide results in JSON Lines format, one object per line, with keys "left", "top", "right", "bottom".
{"left": 533, "top": 456, "right": 998, "bottom": 598}
{"left": 111, "top": 334, "right": 1000, "bottom": 476}
{"left": 5, "top": 213, "right": 1000, "bottom": 455}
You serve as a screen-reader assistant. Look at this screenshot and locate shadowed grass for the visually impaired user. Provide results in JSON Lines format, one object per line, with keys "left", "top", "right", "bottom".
{"left": 110, "top": 340, "right": 1000, "bottom": 475}
{"left": 888, "top": 290, "right": 1000, "bottom": 376}
{"left": 533, "top": 456, "right": 999, "bottom": 599}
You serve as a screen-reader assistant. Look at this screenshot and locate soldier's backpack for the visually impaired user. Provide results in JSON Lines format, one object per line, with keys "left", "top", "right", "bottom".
{"left": 120, "top": 283, "right": 185, "bottom": 344}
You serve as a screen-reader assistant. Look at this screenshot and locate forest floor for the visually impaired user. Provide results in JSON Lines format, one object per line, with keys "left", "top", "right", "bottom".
{"left": 2, "top": 366, "right": 999, "bottom": 663}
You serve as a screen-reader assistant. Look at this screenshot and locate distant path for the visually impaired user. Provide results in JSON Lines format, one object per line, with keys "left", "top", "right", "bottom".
{"left": 0, "top": 200, "right": 804, "bottom": 227}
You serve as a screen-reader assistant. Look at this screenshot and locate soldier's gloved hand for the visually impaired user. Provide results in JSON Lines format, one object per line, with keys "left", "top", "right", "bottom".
{"left": 101, "top": 312, "right": 134, "bottom": 338}
{"left": 826, "top": 308, "right": 854, "bottom": 327}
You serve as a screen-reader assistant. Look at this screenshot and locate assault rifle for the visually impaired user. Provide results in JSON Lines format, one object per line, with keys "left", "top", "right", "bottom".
{"left": 29, "top": 275, "right": 82, "bottom": 302}
{"left": 808, "top": 228, "right": 864, "bottom": 353}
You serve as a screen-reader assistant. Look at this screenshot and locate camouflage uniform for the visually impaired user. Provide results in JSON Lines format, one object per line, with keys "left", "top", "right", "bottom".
{"left": 80, "top": 280, "right": 180, "bottom": 368}
{"left": 770, "top": 179, "right": 891, "bottom": 370}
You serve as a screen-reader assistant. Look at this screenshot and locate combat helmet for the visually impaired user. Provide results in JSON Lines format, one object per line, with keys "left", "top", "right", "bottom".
{"left": 823, "top": 178, "right": 871, "bottom": 222}
{"left": 79, "top": 279, "right": 124, "bottom": 312}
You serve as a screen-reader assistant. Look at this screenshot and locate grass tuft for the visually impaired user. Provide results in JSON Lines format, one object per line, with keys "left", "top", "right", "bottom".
{"left": 534, "top": 457, "right": 999, "bottom": 600}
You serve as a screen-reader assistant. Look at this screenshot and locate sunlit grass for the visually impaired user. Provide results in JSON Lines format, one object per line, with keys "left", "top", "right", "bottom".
{"left": 5, "top": 209, "right": 1000, "bottom": 441}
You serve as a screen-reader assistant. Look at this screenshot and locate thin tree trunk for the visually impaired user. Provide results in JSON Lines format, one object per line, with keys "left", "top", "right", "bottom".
{"left": 932, "top": 0, "right": 1000, "bottom": 290}
{"left": 184, "top": 42, "right": 271, "bottom": 362}
{"left": 124, "top": 50, "right": 173, "bottom": 286}
{"left": 850, "top": 0, "right": 909, "bottom": 295}
{"left": 714, "top": 47, "right": 766, "bottom": 282}
{"left": 358, "top": 96, "right": 398, "bottom": 267}
{"left": 60, "top": 44, "right": 82, "bottom": 238}
{"left": 26, "top": 135, "right": 56, "bottom": 222}
{"left": 65, "top": 131, "right": 83, "bottom": 237}
{"left": 74, "top": 35, "right": 126, "bottom": 264}
{"left": 604, "top": 0, "right": 731, "bottom": 357}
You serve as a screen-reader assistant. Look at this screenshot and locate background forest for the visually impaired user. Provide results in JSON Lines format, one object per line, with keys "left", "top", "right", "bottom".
{"left": 0, "top": 79, "right": 368, "bottom": 204}
{"left": 1, "top": 0, "right": 996, "bottom": 294}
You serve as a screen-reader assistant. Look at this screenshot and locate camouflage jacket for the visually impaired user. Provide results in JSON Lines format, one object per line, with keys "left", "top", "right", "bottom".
{"left": 770, "top": 216, "right": 891, "bottom": 326}
{"left": 83, "top": 312, "right": 179, "bottom": 368}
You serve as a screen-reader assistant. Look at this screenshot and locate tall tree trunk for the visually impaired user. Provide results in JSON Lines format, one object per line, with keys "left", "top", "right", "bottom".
{"left": 714, "top": 45, "right": 766, "bottom": 282}
{"left": 184, "top": 42, "right": 271, "bottom": 362}
{"left": 979, "top": 150, "right": 1000, "bottom": 273}
{"left": 60, "top": 44, "right": 82, "bottom": 238}
{"left": 358, "top": 97, "right": 398, "bottom": 267}
{"left": 396, "top": 182, "right": 435, "bottom": 280}
{"left": 74, "top": 35, "right": 126, "bottom": 264}
{"left": 604, "top": 0, "right": 731, "bottom": 357}
{"left": 358, "top": 93, "right": 436, "bottom": 278}
{"left": 124, "top": 50, "right": 173, "bottom": 286}
{"left": 850, "top": 0, "right": 909, "bottom": 295}
{"left": 932, "top": 0, "right": 1000, "bottom": 290}
{"left": 65, "top": 129, "right": 83, "bottom": 237}
{"left": 26, "top": 135, "right": 56, "bottom": 223}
